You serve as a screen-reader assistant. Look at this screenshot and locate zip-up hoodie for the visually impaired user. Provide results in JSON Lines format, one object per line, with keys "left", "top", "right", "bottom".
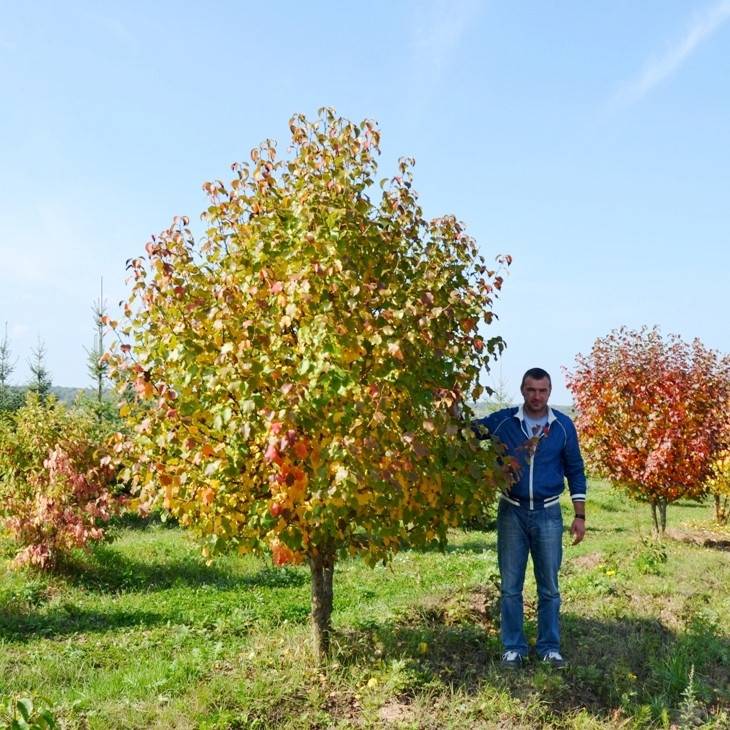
{"left": 472, "top": 405, "right": 587, "bottom": 510}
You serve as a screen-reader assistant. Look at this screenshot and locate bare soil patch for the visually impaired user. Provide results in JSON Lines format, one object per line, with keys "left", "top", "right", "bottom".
{"left": 378, "top": 698, "right": 413, "bottom": 724}
{"left": 666, "top": 527, "right": 730, "bottom": 551}
{"left": 568, "top": 551, "right": 604, "bottom": 570}
{"left": 323, "top": 689, "right": 362, "bottom": 724}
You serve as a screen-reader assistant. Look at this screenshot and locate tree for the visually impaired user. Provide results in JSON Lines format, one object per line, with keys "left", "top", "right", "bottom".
{"left": 0, "top": 322, "right": 15, "bottom": 388}
{"left": 108, "top": 109, "right": 510, "bottom": 658}
{"left": 486, "top": 365, "right": 514, "bottom": 412}
{"left": 28, "top": 338, "right": 52, "bottom": 402}
{"left": 85, "top": 279, "right": 110, "bottom": 415}
{"left": 0, "top": 322, "right": 23, "bottom": 413}
{"left": 705, "top": 451, "right": 730, "bottom": 525}
{"left": 566, "top": 327, "right": 730, "bottom": 534}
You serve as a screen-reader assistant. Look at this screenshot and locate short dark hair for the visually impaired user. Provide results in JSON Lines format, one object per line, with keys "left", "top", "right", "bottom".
{"left": 521, "top": 368, "right": 551, "bottom": 388}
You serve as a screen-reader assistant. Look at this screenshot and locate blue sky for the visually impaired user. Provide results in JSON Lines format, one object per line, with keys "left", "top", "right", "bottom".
{"left": 1, "top": 1, "right": 729, "bottom": 404}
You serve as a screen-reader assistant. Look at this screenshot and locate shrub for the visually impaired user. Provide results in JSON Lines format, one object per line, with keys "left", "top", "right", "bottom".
{"left": 0, "top": 385, "right": 24, "bottom": 414}
{"left": 0, "top": 393, "right": 118, "bottom": 569}
{"left": 634, "top": 537, "right": 668, "bottom": 576}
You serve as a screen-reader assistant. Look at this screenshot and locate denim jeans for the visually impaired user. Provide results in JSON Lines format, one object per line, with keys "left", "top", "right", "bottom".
{"left": 497, "top": 499, "right": 563, "bottom": 657}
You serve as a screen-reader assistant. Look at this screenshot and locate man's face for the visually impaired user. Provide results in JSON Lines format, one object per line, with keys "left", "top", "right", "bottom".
{"left": 521, "top": 376, "right": 551, "bottom": 416}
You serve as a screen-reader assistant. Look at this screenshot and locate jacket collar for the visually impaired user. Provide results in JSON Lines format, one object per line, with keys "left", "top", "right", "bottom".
{"left": 514, "top": 404, "right": 557, "bottom": 424}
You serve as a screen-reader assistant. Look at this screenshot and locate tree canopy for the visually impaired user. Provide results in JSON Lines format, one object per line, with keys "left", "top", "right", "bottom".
{"left": 567, "top": 326, "right": 730, "bottom": 533}
{"left": 108, "top": 109, "right": 510, "bottom": 655}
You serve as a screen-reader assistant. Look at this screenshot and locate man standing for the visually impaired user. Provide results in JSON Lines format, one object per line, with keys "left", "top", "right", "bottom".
{"left": 473, "top": 367, "right": 586, "bottom": 669}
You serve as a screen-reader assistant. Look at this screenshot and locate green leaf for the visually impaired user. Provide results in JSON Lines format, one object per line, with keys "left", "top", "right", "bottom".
{"left": 17, "top": 699, "right": 33, "bottom": 722}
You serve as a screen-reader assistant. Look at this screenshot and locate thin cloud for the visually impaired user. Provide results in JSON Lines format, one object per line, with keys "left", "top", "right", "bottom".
{"left": 409, "top": 0, "right": 483, "bottom": 84}
{"left": 614, "top": 1, "right": 730, "bottom": 106}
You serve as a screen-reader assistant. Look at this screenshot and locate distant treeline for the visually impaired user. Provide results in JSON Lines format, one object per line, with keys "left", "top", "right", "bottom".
{"left": 0, "top": 384, "right": 97, "bottom": 408}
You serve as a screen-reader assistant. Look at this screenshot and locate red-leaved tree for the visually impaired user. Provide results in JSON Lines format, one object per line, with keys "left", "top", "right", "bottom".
{"left": 566, "top": 327, "right": 730, "bottom": 533}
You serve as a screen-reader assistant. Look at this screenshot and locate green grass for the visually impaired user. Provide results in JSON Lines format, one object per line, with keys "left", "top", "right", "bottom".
{"left": 1, "top": 481, "right": 729, "bottom": 729}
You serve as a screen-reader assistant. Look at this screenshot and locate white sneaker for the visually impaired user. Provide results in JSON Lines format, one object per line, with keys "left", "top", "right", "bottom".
{"left": 500, "top": 650, "right": 525, "bottom": 669}
{"left": 541, "top": 651, "right": 566, "bottom": 669}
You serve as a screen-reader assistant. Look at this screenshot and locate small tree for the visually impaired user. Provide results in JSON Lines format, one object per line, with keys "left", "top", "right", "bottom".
{"left": 85, "top": 279, "right": 110, "bottom": 416}
{"left": 566, "top": 327, "right": 730, "bottom": 534}
{"left": 705, "top": 451, "right": 730, "bottom": 525}
{"left": 487, "top": 366, "right": 514, "bottom": 412}
{"left": 0, "top": 322, "right": 15, "bottom": 388}
{"left": 108, "top": 109, "right": 510, "bottom": 658}
{"left": 0, "top": 322, "right": 23, "bottom": 414}
{"left": 28, "top": 338, "right": 52, "bottom": 402}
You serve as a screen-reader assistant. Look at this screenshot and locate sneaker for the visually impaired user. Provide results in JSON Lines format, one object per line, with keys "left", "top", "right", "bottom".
{"left": 501, "top": 650, "right": 525, "bottom": 669}
{"left": 541, "top": 651, "right": 567, "bottom": 669}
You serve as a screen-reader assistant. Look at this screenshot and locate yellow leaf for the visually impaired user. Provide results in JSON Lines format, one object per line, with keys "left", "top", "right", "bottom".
{"left": 387, "top": 341, "right": 404, "bottom": 360}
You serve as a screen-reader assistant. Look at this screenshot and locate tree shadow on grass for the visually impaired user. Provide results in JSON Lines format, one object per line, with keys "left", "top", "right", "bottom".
{"left": 404, "top": 534, "right": 497, "bottom": 556}
{"left": 106, "top": 510, "right": 177, "bottom": 531}
{"left": 581, "top": 526, "right": 628, "bottom": 534}
{"left": 673, "top": 501, "right": 708, "bottom": 509}
{"left": 0, "top": 605, "right": 165, "bottom": 642}
{"left": 443, "top": 537, "right": 497, "bottom": 555}
{"left": 0, "top": 557, "right": 308, "bottom": 641}
{"left": 331, "top": 586, "right": 730, "bottom": 722}
{"left": 54, "top": 545, "right": 307, "bottom": 594}
{"left": 558, "top": 613, "right": 730, "bottom": 716}
{"left": 333, "top": 583, "right": 501, "bottom": 692}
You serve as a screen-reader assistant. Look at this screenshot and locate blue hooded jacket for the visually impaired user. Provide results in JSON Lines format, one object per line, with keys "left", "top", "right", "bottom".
{"left": 472, "top": 405, "right": 586, "bottom": 509}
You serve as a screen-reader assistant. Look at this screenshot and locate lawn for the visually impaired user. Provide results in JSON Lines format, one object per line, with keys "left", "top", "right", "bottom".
{"left": 1, "top": 481, "right": 729, "bottom": 729}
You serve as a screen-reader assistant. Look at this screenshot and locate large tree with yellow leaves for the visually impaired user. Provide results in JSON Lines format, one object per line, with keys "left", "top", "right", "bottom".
{"left": 108, "top": 109, "right": 509, "bottom": 658}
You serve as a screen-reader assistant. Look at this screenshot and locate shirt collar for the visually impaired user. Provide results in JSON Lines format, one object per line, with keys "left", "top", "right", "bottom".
{"left": 514, "top": 404, "right": 557, "bottom": 424}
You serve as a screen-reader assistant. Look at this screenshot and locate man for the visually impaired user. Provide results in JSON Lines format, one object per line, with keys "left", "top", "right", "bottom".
{"left": 473, "top": 367, "right": 586, "bottom": 669}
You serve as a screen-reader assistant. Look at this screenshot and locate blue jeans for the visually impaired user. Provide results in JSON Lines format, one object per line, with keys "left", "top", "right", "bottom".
{"left": 497, "top": 500, "right": 563, "bottom": 657}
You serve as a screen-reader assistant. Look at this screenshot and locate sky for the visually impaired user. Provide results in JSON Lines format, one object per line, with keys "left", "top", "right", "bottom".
{"left": 1, "top": 1, "right": 729, "bottom": 404}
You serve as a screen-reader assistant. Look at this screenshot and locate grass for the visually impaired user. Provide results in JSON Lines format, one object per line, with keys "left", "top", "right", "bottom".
{"left": 1, "top": 481, "right": 729, "bottom": 729}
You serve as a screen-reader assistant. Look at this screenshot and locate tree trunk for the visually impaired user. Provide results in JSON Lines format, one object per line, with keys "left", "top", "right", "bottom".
{"left": 658, "top": 499, "right": 667, "bottom": 534}
{"left": 651, "top": 501, "right": 659, "bottom": 535}
{"left": 715, "top": 494, "right": 729, "bottom": 525}
{"left": 650, "top": 499, "right": 668, "bottom": 536}
{"left": 309, "top": 550, "right": 335, "bottom": 661}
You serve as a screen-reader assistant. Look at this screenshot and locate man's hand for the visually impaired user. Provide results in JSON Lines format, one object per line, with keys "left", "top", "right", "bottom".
{"left": 570, "top": 517, "right": 586, "bottom": 545}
